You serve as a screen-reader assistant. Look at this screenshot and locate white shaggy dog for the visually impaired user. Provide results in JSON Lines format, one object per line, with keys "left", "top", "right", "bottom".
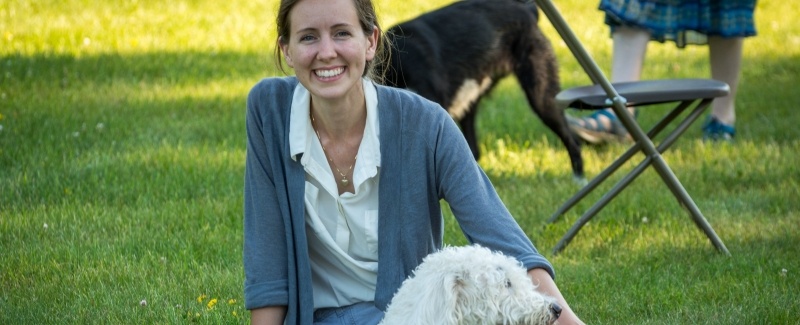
{"left": 380, "top": 245, "right": 561, "bottom": 325}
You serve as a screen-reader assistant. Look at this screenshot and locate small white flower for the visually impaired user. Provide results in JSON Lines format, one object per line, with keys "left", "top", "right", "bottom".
{"left": 72, "top": 131, "right": 80, "bottom": 137}
{"left": 140, "top": 299, "right": 147, "bottom": 307}
{"left": 0, "top": 124, "right": 4, "bottom": 132}
{"left": 781, "top": 268, "right": 788, "bottom": 277}
{"left": 96, "top": 123, "right": 105, "bottom": 131}
{"left": 641, "top": 217, "right": 649, "bottom": 223}
{"left": 83, "top": 37, "right": 91, "bottom": 46}
{"left": 43, "top": 223, "right": 48, "bottom": 229}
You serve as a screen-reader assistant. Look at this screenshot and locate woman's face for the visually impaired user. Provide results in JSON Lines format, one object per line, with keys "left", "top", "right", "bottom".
{"left": 280, "top": 0, "right": 378, "bottom": 103}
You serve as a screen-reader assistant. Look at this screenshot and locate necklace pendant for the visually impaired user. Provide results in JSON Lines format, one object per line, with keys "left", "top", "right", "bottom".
{"left": 340, "top": 177, "right": 349, "bottom": 186}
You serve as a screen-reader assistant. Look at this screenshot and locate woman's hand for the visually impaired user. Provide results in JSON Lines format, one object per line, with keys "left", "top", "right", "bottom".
{"left": 528, "top": 268, "right": 586, "bottom": 325}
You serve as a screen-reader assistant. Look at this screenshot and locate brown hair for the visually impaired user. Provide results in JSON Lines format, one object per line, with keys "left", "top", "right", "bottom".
{"left": 273, "top": 0, "right": 390, "bottom": 83}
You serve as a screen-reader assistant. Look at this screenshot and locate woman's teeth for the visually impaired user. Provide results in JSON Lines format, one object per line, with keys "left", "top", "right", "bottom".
{"left": 315, "top": 67, "right": 344, "bottom": 78}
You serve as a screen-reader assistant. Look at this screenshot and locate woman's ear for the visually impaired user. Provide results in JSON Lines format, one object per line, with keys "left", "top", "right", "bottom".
{"left": 365, "top": 26, "right": 379, "bottom": 61}
{"left": 279, "top": 37, "right": 294, "bottom": 68}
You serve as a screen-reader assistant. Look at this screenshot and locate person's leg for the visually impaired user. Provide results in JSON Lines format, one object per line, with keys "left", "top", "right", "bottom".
{"left": 611, "top": 26, "right": 650, "bottom": 83}
{"left": 708, "top": 36, "right": 743, "bottom": 125}
{"left": 568, "top": 26, "right": 649, "bottom": 144}
{"left": 702, "top": 36, "right": 743, "bottom": 140}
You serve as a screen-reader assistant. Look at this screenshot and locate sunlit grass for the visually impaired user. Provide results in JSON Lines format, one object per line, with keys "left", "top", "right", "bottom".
{"left": 2, "top": 0, "right": 799, "bottom": 323}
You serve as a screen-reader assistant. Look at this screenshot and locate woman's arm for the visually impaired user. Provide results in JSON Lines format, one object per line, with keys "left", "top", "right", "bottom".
{"left": 528, "top": 268, "right": 585, "bottom": 325}
{"left": 251, "top": 306, "right": 287, "bottom": 325}
{"left": 243, "top": 80, "right": 292, "bottom": 311}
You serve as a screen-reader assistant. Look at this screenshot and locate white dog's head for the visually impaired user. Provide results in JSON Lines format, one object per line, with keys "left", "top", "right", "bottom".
{"left": 381, "top": 245, "right": 561, "bottom": 325}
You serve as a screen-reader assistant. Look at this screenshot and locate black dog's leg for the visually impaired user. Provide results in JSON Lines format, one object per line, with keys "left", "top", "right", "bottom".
{"left": 459, "top": 104, "right": 481, "bottom": 161}
{"left": 514, "top": 31, "right": 584, "bottom": 180}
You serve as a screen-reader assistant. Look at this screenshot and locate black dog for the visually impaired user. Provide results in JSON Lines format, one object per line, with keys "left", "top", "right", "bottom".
{"left": 383, "top": 0, "right": 584, "bottom": 180}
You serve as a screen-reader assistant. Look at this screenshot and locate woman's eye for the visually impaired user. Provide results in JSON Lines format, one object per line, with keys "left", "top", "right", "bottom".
{"left": 299, "top": 35, "right": 316, "bottom": 42}
{"left": 334, "top": 31, "right": 351, "bottom": 38}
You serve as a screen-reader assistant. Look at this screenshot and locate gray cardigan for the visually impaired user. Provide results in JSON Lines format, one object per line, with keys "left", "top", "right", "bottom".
{"left": 243, "top": 77, "right": 554, "bottom": 324}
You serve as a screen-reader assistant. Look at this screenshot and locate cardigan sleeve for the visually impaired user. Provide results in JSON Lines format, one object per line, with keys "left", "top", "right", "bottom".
{"left": 243, "top": 80, "right": 291, "bottom": 309}
{"left": 431, "top": 106, "right": 555, "bottom": 279}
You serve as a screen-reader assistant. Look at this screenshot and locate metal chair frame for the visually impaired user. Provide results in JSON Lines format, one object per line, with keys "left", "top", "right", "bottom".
{"left": 534, "top": 0, "right": 731, "bottom": 255}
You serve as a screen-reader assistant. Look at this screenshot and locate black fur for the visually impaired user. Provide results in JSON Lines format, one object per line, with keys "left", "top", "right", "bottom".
{"left": 383, "top": 0, "right": 583, "bottom": 179}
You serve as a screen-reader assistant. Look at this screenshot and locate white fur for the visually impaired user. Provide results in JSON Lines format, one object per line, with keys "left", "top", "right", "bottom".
{"left": 380, "top": 245, "right": 559, "bottom": 325}
{"left": 448, "top": 77, "right": 493, "bottom": 120}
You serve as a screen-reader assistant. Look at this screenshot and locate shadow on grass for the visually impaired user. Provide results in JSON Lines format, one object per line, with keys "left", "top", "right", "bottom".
{"left": 1, "top": 50, "right": 277, "bottom": 87}
{"left": 1, "top": 51, "right": 279, "bottom": 208}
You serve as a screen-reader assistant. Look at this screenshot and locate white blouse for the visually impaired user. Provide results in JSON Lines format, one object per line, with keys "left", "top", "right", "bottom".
{"left": 288, "top": 79, "right": 382, "bottom": 309}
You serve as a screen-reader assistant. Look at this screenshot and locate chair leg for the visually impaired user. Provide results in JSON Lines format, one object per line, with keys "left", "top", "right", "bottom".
{"left": 549, "top": 140, "right": 641, "bottom": 223}
{"left": 552, "top": 155, "right": 651, "bottom": 255}
{"left": 646, "top": 101, "right": 695, "bottom": 138}
{"left": 615, "top": 95, "right": 731, "bottom": 255}
{"left": 651, "top": 155, "right": 731, "bottom": 255}
{"left": 553, "top": 101, "right": 730, "bottom": 255}
{"left": 553, "top": 104, "right": 700, "bottom": 254}
{"left": 648, "top": 103, "right": 730, "bottom": 255}
{"left": 549, "top": 100, "right": 696, "bottom": 223}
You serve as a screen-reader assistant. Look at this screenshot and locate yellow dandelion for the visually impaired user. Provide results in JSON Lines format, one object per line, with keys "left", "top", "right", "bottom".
{"left": 197, "top": 294, "right": 207, "bottom": 303}
{"left": 227, "top": 299, "right": 236, "bottom": 305}
{"left": 232, "top": 311, "right": 238, "bottom": 317}
{"left": 207, "top": 298, "right": 218, "bottom": 310}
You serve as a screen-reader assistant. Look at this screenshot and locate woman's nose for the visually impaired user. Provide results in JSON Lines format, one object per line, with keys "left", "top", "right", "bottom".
{"left": 317, "top": 37, "right": 337, "bottom": 60}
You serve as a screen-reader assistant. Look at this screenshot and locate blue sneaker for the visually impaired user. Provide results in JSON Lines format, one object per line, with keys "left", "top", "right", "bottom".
{"left": 702, "top": 116, "right": 735, "bottom": 142}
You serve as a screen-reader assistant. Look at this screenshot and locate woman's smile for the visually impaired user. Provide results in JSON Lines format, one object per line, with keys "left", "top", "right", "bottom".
{"left": 315, "top": 66, "right": 346, "bottom": 79}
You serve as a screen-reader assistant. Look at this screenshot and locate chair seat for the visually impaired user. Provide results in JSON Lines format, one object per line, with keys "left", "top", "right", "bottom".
{"left": 557, "top": 79, "right": 730, "bottom": 109}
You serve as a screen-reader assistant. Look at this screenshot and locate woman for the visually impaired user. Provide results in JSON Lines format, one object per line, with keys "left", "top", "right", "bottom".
{"left": 243, "top": 0, "right": 585, "bottom": 323}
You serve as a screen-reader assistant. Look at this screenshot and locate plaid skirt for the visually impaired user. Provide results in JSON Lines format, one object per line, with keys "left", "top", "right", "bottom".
{"left": 599, "top": 0, "right": 757, "bottom": 47}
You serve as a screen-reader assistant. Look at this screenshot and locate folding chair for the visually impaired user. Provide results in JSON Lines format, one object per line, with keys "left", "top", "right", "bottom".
{"left": 534, "top": 0, "right": 731, "bottom": 256}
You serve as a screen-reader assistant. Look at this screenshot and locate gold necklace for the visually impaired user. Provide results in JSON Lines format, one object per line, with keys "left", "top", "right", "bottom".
{"left": 310, "top": 113, "right": 357, "bottom": 187}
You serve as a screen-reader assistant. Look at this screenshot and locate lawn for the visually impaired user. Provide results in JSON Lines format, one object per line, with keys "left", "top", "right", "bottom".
{"left": 1, "top": 0, "right": 798, "bottom": 324}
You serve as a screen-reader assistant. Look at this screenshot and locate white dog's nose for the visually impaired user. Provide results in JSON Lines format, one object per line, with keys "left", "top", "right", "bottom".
{"left": 550, "top": 302, "right": 562, "bottom": 320}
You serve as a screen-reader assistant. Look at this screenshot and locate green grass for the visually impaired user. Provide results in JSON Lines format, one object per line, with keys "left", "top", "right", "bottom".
{"left": 2, "top": 0, "right": 798, "bottom": 323}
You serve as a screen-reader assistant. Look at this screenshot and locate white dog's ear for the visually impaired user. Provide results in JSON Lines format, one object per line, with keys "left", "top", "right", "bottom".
{"left": 400, "top": 271, "right": 465, "bottom": 325}
{"left": 439, "top": 272, "right": 467, "bottom": 324}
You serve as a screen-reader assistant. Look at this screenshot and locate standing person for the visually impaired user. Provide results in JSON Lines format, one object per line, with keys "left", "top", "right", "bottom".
{"left": 242, "top": 0, "right": 586, "bottom": 324}
{"left": 568, "top": 0, "right": 757, "bottom": 144}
